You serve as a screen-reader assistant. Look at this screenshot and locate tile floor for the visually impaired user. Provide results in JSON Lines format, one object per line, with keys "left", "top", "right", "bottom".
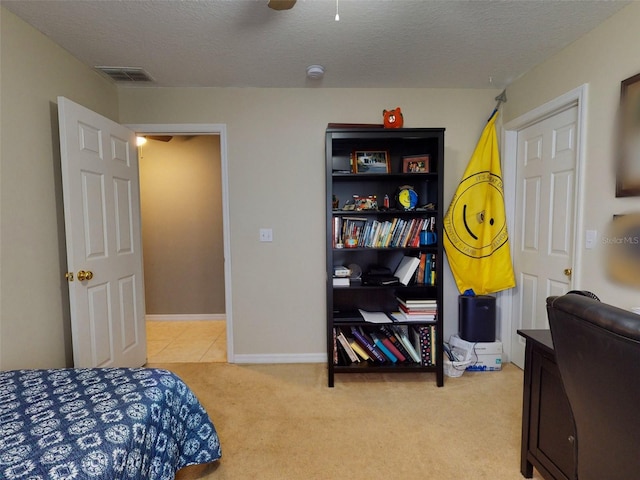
{"left": 146, "top": 320, "right": 227, "bottom": 363}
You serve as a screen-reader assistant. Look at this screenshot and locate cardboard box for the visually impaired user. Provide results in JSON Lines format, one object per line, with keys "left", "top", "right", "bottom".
{"left": 449, "top": 334, "right": 502, "bottom": 371}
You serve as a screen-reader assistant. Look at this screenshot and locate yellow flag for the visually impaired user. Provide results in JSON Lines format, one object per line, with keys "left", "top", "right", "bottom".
{"left": 443, "top": 111, "right": 516, "bottom": 295}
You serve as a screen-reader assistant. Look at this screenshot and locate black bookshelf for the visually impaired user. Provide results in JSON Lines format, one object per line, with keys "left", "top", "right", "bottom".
{"left": 325, "top": 127, "right": 445, "bottom": 387}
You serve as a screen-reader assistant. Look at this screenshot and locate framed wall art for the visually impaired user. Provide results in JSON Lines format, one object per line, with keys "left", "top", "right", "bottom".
{"left": 616, "top": 72, "right": 640, "bottom": 197}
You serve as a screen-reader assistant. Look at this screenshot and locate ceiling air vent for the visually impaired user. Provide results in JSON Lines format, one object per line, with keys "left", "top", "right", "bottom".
{"left": 95, "top": 66, "right": 154, "bottom": 83}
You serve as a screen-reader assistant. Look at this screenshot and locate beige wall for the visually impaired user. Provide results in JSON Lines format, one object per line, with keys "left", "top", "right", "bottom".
{"left": 0, "top": 8, "right": 119, "bottom": 369}
{"left": 139, "top": 135, "right": 225, "bottom": 314}
{"left": 118, "top": 87, "right": 500, "bottom": 358}
{"left": 504, "top": 1, "right": 640, "bottom": 309}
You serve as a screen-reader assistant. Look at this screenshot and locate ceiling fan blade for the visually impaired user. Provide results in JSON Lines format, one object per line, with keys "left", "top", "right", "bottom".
{"left": 268, "top": 0, "right": 296, "bottom": 10}
{"left": 146, "top": 135, "right": 173, "bottom": 142}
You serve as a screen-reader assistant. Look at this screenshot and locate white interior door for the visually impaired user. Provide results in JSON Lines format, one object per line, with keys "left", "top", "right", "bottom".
{"left": 58, "top": 96, "right": 146, "bottom": 367}
{"left": 510, "top": 105, "right": 578, "bottom": 368}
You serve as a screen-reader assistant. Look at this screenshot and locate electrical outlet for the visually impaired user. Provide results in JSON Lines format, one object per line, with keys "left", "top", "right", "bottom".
{"left": 259, "top": 228, "right": 273, "bottom": 242}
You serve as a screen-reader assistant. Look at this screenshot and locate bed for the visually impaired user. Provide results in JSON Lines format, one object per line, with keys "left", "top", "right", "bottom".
{"left": 0, "top": 367, "right": 222, "bottom": 479}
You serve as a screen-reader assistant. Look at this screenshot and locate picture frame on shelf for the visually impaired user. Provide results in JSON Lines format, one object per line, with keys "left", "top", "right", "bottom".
{"left": 616, "top": 72, "right": 640, "bottom": 197}
{"left": 352, "top": 150, "right": 390, "bottom": 174}
{"left": 402, "top": 154, "right": 430, "bottom": 173}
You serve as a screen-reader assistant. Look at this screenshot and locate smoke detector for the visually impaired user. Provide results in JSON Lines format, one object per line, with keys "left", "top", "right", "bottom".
{"left": 306, "top": 65, "right": 325, "bottom": 80}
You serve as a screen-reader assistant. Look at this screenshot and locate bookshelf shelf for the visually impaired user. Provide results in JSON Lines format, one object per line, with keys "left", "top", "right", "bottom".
{"left": 331, "top": 285, "right": 439, "bottom": 293}
{"left": 326, "top": 126, "right": 445, "bottom": 387}
{"left": 332, "top": 248, "right": 431, "bottom": 255}
{"left": 332, "top": 209, "right": 438, "bottom": 216}
{"left": 332, "top": 172, "right": 439, "bottom": 180}
{"left": 333, "top": 362, "right": 437, "bottom": 373}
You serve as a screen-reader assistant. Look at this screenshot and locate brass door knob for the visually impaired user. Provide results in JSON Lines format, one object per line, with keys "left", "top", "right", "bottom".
{"left": 563, "top": 268, "right": 572, "bottom": 278}
{"left": 77, "top": 270, "right": 94, "bottom": 281}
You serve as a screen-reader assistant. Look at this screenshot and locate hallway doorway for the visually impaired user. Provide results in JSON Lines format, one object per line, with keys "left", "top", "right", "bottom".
{"left": 128, "top": 124, "right": 233, "bottom": 363}
{"left": 139, "top": 135, "right": 226, "bottom": 363}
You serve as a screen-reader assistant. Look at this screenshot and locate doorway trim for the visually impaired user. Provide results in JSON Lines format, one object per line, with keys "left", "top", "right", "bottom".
{"left": 498, "top": 84, "right": 588, "bottom": 363}
{"left": 125, "top": 123, "right": 234, "bottom": 363}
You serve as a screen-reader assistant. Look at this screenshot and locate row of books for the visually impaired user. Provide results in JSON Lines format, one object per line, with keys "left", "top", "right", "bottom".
{"left": 332, "top": 216, "right": 436, "bottom": 249}
{"left": 393, "top": 254, "right": 437, "bottom": 287}
{"left": 416, "top": 252, "right": 437, "bottom": 286}
{"left": 333, "top": 324, "right": 437, "bottom": 366}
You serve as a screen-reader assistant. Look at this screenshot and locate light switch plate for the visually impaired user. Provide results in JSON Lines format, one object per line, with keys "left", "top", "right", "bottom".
{"left": 585, "top": 229, "right": 597, "bottom": 249}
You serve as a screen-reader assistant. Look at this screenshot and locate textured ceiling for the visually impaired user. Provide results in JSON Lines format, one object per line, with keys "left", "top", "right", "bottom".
{"left": 2, "top": 0, "right": 631, "bottom": 89}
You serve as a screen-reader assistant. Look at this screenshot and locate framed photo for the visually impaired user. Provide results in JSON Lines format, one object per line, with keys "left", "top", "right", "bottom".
{"left": 402, "top": 154, "right": 430, "bottom": 173}
{"left": 616, "top": 72, "right": 640, "bottom": 197}
{"left": 352, "top": 150, "right": 390, "bottom": 174}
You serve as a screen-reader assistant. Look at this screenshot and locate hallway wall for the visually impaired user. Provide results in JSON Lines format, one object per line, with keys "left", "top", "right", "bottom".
{"left": 139, "top": 135, "right": 225, "bottom": 314}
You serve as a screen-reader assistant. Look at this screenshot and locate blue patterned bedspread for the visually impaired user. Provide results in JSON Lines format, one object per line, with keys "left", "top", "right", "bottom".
{"left": 0, "top": 367, "right": 221, "bottom": 479}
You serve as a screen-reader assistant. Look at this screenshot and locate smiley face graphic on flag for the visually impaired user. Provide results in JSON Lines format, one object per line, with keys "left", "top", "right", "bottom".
{"left": 444, "top": 170, "right": 510, "bottom": 259}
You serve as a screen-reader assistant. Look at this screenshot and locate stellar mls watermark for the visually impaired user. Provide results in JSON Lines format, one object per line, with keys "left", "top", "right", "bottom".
{"left": 602, "top": 236, "right": 640, "bottom": 245}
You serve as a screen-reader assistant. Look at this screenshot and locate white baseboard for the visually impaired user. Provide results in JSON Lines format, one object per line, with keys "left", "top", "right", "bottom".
{"left": 145, "top": 314, "right": 226, "bottom": 321}
{"left": 233, "top": 353, "right": 326, "bottom": 364}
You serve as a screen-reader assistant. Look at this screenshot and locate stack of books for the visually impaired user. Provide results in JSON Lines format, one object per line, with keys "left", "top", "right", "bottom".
{"left": 395, "top": 294, "right": 437, "bottom": 322}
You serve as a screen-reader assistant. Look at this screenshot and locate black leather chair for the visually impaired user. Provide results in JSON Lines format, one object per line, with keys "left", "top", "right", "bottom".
{"left": 546, "top": 293, "right": 640, "bottom": 480}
